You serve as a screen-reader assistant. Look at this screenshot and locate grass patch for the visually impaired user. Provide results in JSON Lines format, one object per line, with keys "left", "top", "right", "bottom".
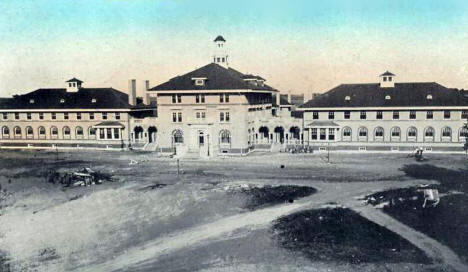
{"left": 272, "top": 208, "right": 430, "bottom": 264}
{"left": 383, "top": 194, "right": 468, "bottom": 263}
{"left": 401, "top": 164, "right": 468, "bottom": 193}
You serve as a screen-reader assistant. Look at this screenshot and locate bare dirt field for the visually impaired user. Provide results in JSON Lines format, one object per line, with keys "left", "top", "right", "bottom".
{"left": 0, "top": 150, "right": 467, "bottom": 272}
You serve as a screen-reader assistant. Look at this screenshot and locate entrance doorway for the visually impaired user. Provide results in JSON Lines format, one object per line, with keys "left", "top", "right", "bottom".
{"left": 148, "top": 126, "right": 157, "bottom": 143}
{"left": 198, "top": 131, "right": 205, "bottom": 147}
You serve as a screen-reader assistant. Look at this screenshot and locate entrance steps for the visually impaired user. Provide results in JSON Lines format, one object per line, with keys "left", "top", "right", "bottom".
{"left": 270, "top": 143, "right": 284, "bottom": 153}
{"left": 144, "top": 142, "right": 159, "bottom": 152}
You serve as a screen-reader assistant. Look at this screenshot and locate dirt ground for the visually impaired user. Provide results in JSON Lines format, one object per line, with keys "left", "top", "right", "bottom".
{"left": 0, "top": 150, "right": 467, "bottom": 271}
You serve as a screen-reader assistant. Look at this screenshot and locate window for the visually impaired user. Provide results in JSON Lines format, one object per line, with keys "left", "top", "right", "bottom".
{"left": 194, "top": 79, "right": 205, "bottom": 86}
{"left": 343, "top": 127, "right": 351, "bottom": 137}
{"left": 51, "top": 127, "right": 58, "bottom": 136}
{"left": 14, "top": 126, "right": 21, "bottom": 138}
{"left": 220, "top": 130, "right": 231, "bottom": 144}
{"left": 102, "top": 113, "right": 107, "bottom": 120}
{"left": 29, "top": 99, "right": 34, "bottom": 104}
{"left": 77, "top": 113, "right": 81, "bottom": 120}
{"left": 173, "top": 130, "right": 184, "bottom": 144}
{"left": 425, "top": 127, "right": 435, "bottom": 137}
{"left": 90, "top": 113, "right": 94, "bottom": 120}
{"left": 201, "top": 94, "right": 205, "bottom": 103}
{"left": 172, "top": 112, "right": 177, "bottom": 122}
{"left": 201, "top": 112, "right": 206, "bottom": 119}
{"left": 358, "top": 127, "right": 368, "bottom": 137}
{"left": 385, "top": 95, "right": 391, "bottom": 100}
{"left": 15, "top": 113, "right": 19, "bottom": 120}
{"left": 99, "top": 128, "right": 105, "bottom": 139}
{"left": 60, "top": 99, "right": 65, "bottom": 103}
{"left": 226, "top": 112, "right": 230, "bottom": 122}
{"left": 178, "top": 112, "right": 182, "bottom": 122}
{"left": 114, "top": 128, "right": 120, "bottom": 139}
{"left": 196, "top": 94, "right": 206, "bottom": 103}
{"left": 462, "top": 111, "right": 468, "bottom": 119}
{"left": 383, "top": 77, "right": 387, "bottom": 82}
{"left": 220, "top": 112, "right": 224, "bottom": 122}
{"left": 2, "top": 113, "right": 7, "bottom": 120}
{"left": 320, "top": 128, "right": 326, "bottom": 140}
{"left": 345, "top": 96, "right": 351, "bottom": 101}
{"left": 64, "top": 113, "right": 69, "bottom": 120}
{"left": 427, "top": 94, "right": 433, "bottom": 100}
{"left": 442, "top": 127, "right": 452, "bottom": 138}
{"left": 376, "top": 111, "right": 383, "bottom": 119}
{"left": 459, "top": 127, "right": 468, "bottom": 139}
{"left": 375, "top": 127, "right": 384, "bottom": 138}
{"left": 76, "top": 126, "right": 83, "bottom": 136}
{"left": 391, "top": 127, "right": 401, "bottom": 138}
{"left": 196, "top": 94, "right": 200, "bottom": 103}
{"left": 177, "top": 94, "right": 182, "bottom": 103}
{"left": 63, "top": 126, "right": 71, "bottom": 137}
{"left": 328, "top": 111, "right": 334, "bottom": 120}
{"left": 388, "top": 77, "right": 392, "bottom": 82}
{"left": 427, "top": 110, "right": 433, "bottom": 119}
{"left": 444, "top": 110, "right": 451, "bottom": 119}
{"left": 313, "top": 111, "right": 319, "bottom": 119}
{"left": 408, "top": 127, "right": 417, "bottom": 138}
{"left": 344, "top": 111, "right": 350, "bottom": 119}
{"left": 222, "top": 57, "right": 225, "bottom": 63}
{"left": 38, "top": 127, "right": 46, "bottom": 137}
{"left": 27, "top": 113, "right": 31, "bottom": 120}
{"left": 311, "top": 128, "right": 317, "bottom": 140}
{"left": 39, "top": 113, "right": 44, "bottom": 120}
{"left": 106, "top": 128, "right": 112, "bottom": 139}
{"left": 2, "top": 126, "right": 9, "bottom": 137}
{"left": 196, "top": 112, "right": 200, "bottom": 119}
{"left": 115, "top": 112, "right": 120, "bottom": 120}
{"left": 393, "top": 111, "right": 399, "bottom": 120}
{"left": 26, "top": 126, "right": 33, "bottom": 138}
{"left": 172, "top": 94, "right": 176, "bottom": 103}
{"left": 220, "top": 94, "right": 229, "bottom": 103}
{"left": 89, "top": 127, "right": 96, "bottom": 136}
{"left": 360, "top": 111, "right": 366, "bottom": 120}
{"left": 328, "top": 128, "right": 335, "bottom": 140}
{"left": 410, "top": 110, "right": 416, "bottom": 119}
{"left": 92, "top": 98, "right": 97, "bottom": 103}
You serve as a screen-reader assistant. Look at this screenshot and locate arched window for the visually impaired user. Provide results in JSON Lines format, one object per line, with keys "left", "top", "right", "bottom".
{"left": 391, "top": 127, "right": 401, "bottom": 139}
{"left": 442, "top": 127, "right": 452, "bottom": 139}
{"left": 51, "top": 126, "right": 58, "bottom": 138}
{"left": 424, "top": 127, "right": 434, "bottom": 137}
{"left": 89, "top": 127, "right": 96, "bottom": 137}
{"left": 220, "top": 130, "right": 231, "bottom": 144}
{"left": 358, "top": 127, "right": 368, "bottom": 137}
{"left": 374, "top": 127, "right": 384, "bottom": 139}
{"left": 172, "top": 129, "right": 184, "bottom": 144}
{"left": 26, "top": 126, "right": 34, "bottom": 138}
{"left": 38, "top": 126, "right": 46, "bottom": 138}
{"left": 63, "top": 126, "right": 71, "bottom": 137}
{"left": 14, "top": 126, "right": 22, "bottom": 138}
{"left": 342, "top": 127, "right": 352, "bottom": 140}
{"left": 407, "top": 127, "right": 417, "bottom": 141}
{"left": 76, "top": 126, "right": 84, "bottom": 137}
{"left": 259, "top": 127, "right": 269, "bottom": 138}
{"left": 2, "top": 126, "right": 10, "bottom": 139}
{"left": 459, "top": 127, "right": 468, "bottom": 142}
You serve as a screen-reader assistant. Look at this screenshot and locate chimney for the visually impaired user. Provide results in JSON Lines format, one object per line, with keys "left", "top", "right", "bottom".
{"left": 128, "top": 79, "right": 136, "bottom": 106}
{"left": 143, "top": 80, "right": 150, "bottom": 105}
{"left": 276, "top": 92, "right": 280, "bottom": 106}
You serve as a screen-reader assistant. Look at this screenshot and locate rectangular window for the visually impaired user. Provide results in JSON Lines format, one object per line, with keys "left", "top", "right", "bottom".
{"left": 313, "top": 111, "right": 319, "bottom": 119}
{"left": 106, "top": 128, "right": 112, "bottom": 139}
{"left": 376, "top": 111, "right": 383, "bottom": 119}
{"left": 410, "top": 110, "right": 416, "bottom": 119}
{"left": 113, "top": 128, "right": 120, "bottom": 139}
{"left": 15, "top": 113, "right": 19, "bottom": 120}
{"left": 444, "top": 110, "right": 451, "bottom": 119}
{"left": 201, "top": 112, "right": 206, "bottom": 119}
{"left": 172, "top": 112, "right": 177, "bottom": 122}
{"left": 360, "top": 111, "right": 366, "bottom": 120}
{"left": 201, "top": 94, "right": 205, "bottom": 103}
{"left": 220, "top": 112, "right": 225, "bottom": 122}
{"left": 115, "top": 112, "right": 120, "bottom": 120}
{"left": 102, "top": 113, "right": 107, "bottom": 120}
{"left": 320, "top": 128, "right": 326, "bottom": 140}
{"left": 27, "top": 113, "right": 31, "bottom": 120}
{"left": 90, "top": 113, "right": 94, "bottom": 120}
{"left": 196, "top": 112, "right": 200, "bottom": 119}
{"left": 328, "top": 128, "right": 335, "bottom": 140}
{"left": 225, "top": 94, "right": 229, "bottom": 103}
{"left": 2, "top": 113, "right": 7, "bottom": 120}
{"left": 77, "top": 113, "right": 81, "bottom": 120}
{"left": 393, "top": 111, "right": 399, "bottom": 120}
{"left": 64, "top": 113, "right": 69, "bottom": 120}
{"left": 226, "top": 112, "right": 230, "bottom": 122}
{"left": 196, "top": 94, "right": 200, "bottom": 103}
{"left": 100, "top": 128, "right": 105, "bottom": 139}
{"left": 39, "top": 113, "right": 44, "bottom": 120}
{"left": 328, "top": 111, "right": 334, "bottom": 120}
{"left": 311, "top": 128, "right": 317, "bottom": 140}
{"left": 220, "top": 94, "right": 224, "bottom": 103}
{"left": 177, "top": 94, "right": 182, "bottom": 103}
{"left": 344, "top": 111, "right": 350, "bottom": 119}
{"left": 172, "top": 94, "right": 177, "bottom": 103}
{"left": 177, "top": 112, "right": 182, "bottom": 122}
{"left": 462, "top": 110, "right": 468, "bottom": 119}
{"left": 52, "top": 113, "right": 56, "bottom": 120}
{"left": 427, "top": 110, "right": 433, "bottom": 119}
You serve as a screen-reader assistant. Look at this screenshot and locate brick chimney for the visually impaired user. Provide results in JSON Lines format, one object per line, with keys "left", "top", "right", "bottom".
{"left": 128, "top": 79, "right": 136, "bottom": 106}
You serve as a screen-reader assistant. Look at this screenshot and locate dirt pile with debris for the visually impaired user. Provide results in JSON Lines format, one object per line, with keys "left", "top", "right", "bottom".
{"left": 46, "top": 167, "right": 117, "bottom": 187}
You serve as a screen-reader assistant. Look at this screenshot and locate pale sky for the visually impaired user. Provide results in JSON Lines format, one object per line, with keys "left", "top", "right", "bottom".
{"left": 1, "top": 0, "right": 468, "bottom": 98}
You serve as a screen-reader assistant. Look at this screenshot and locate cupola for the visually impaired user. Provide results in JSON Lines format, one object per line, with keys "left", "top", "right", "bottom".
{"left": 66, "top": 78, "right": 83, "bottom": 92}
{"left": 379, "top": 71, "right": 395, "bottom": 88}
{"left": 213, "top": 35, "right": 229, "bottom": 68}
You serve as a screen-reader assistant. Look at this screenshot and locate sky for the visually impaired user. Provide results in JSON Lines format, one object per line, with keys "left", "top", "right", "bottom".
{"left": 1, "top": 0, "right": 468, "bottom": 98}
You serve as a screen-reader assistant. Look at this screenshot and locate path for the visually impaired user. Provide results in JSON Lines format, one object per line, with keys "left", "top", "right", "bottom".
{"left": 78, "top": 180, "right": 465, "bottom": 272}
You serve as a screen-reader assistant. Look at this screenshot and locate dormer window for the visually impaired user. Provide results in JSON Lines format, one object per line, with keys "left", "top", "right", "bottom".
{"left": 385, "top": 95, "right": 391, "bottom": 100}
{"left": 345, "top": 96, "right": 351, "bottom": 101}
{"left": 91, "top": 98, "right": 97, "bottom": 103}
{"left": 192, "top": 77, "right": 207, "bottom": 86}
{"left": 60, "top": 99, "right": 65, "bottom": 103}
{"left": 427, "top": 94, "right": 433, "bottom": 100}
{"left": 29, "top": 99, "right": 34, "bottom": 104}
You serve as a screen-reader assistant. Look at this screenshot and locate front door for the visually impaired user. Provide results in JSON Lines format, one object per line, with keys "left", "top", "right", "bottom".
{"left": 198, "top": 131, "right": 205, "bottom": 147}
